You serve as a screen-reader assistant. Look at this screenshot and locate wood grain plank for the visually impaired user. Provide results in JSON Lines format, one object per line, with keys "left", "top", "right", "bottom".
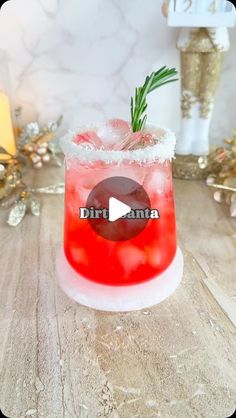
{"left": 0, "top": 172, "right": 235, "bottom": 418}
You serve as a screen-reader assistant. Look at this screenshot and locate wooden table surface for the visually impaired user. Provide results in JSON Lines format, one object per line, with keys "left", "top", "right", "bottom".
{"left": 0, "top": 168, "right": 236, "bottom": 418}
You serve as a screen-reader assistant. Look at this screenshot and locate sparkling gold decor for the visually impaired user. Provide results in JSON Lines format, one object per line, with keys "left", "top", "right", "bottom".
{"left": 175, "top": 25, "right": 228, "bottom": 157}
{"left": 2, "top": 184, "right": 65, "bottom": 227}
{"left": 0, "top": 113, "right": 64, "bottom": 226}
{"left": 179, "top": 29, "right": 225, "bottom": 120}
{"left": 0, "top": 158, "right": 22, "bottom": 200}
{"left": 173, "top": 154, "right": 210, "bottom": 180}
{"left": 173, "top": 132, "right": 236, "bottom": 184}
{"left": 205, "top": 132, "right": 236, "bottom": 218}
{"left": 17, "top": 116, "right": 63, "bottom": 168}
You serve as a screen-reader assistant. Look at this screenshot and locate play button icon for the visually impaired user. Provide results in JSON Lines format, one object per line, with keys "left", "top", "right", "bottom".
{"left": 108, "top": 197, "right": 131, "bottom": 222}
{"left": 86, "top": 176, "right": 151, "bottom": 241}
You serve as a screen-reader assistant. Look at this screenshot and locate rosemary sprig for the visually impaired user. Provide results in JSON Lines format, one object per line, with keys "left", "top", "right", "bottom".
{"left": 131, "top": 66, "right": 178, "bottom": 132}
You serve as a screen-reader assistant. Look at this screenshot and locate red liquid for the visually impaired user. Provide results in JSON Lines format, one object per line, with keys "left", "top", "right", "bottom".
{"left": 64, "top": 159, "right": 177, "bottom": 286}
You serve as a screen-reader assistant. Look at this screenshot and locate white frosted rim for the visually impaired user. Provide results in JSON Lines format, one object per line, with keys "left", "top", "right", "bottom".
{"left": 60, "top": 123, "right": 176, "bottom": 164}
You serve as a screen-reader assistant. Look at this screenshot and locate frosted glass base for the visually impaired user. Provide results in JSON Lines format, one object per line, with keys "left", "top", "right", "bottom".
{"left": 56, "top": 247, "right": 183, "bottom": 312}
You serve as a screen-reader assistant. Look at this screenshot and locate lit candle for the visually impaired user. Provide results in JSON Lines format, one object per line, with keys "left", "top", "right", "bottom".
{"left": 0, "top": 92, "right": 16, "bottom": 159}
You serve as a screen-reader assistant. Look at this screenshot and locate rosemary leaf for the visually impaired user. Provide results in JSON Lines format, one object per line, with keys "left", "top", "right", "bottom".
{"left": 131, "top": 66, "right": 178, "bottom": 132}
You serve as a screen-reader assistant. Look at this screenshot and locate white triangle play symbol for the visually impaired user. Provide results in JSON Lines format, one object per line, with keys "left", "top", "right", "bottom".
{"left": 108, "top": 197, "right": 131, "bottom": 222}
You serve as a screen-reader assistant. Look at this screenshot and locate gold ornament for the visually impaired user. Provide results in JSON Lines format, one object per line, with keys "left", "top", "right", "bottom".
{"left": 0, "top": 157, "right": 22, "bottom": 200}
{"left": 206, "top": 131, "right": 236, "bottom": 218}
{"left": 0, "top": 111, "right": 64, "bottom": 226}
{"left": 6, "top": 184, "right": 64, "bottom": 226}
{"left": 18, "top": 116, "right": 63, "bottom": 168}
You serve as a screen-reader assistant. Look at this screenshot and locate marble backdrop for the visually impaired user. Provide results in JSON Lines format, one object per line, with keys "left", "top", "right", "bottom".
{"left": 0, "top": 0, "right": 235, "bottom": 144}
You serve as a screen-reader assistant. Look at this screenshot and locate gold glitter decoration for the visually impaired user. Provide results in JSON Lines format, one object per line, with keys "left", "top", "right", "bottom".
{"left": 18, "top": 116, "right": 63, "bottom": 168}
{"left": 179, "top": 28, "right": 226, "bottom": 53}
{"left": 181, "top": 91, "right": 196, "bottom": 119}
{"left": 3, "top": 183, "right": 65, "bottom": 226}
{"left": 179, "top": 28, "right": 225, "bottom": 119}
{"left": 7, "top": 199, "right": 27, "bottom": 227}
{"left": 0, "top": 112, "right": 64, "bottom": 226}
{"left": 187, "top": 28, "right": 217, "bottom": 52}
{"left": 205, "top": 131, "right": 236, "bottom": 218}
{"left": 0, "top": 157, "right": 22, "bottom": 200}
{"left": 30, "top": 183, "right": 65, "bottom": 195}
{"left": 173, "top": 154, "right": 210, "bottom": 180}
{"left": 199, "top": 94, "right": 213, "bottom": 119}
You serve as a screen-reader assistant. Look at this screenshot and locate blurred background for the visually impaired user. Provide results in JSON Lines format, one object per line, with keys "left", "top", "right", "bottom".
{"left": 0, "top": 0, "right": 235, "bottom": 144}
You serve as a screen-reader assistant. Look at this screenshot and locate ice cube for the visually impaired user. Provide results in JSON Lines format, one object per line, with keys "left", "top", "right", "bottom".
{"left": 102, "top": 164, "right": 146, "bottom": 186}
{"left": 144, "top": 166, "right": 167, "bottom": 194}
{"left": 120, "top": 216, "right": 146, "bottom": 238}
{"left": 97, "top": 119, "right": 131, "bottom": 149}
{"left": 141, "top": 133, "right": 157, "bottom": 147}
{"left": 73, "top": 131, "right": 103, "bottom": 149}
{"left": 70, "top": 247, "right": 89, "bottom": 265}
{"left": 78, "top": 168, "right": 108, "bottom": 190}
{"left": 102, "top": 177, "right": 141, "bottom": 195}
{"left": 118, "top": 245, "right": 146, "bottom": 274}
{"left": 146, "top": 246, "right": 162, "bottom": 268}
{"left": 119, "top": 131, "right": 158, "bottom": 151}
{"left": 117, "top": 131, "right": 142, "bottom": 150}
{"left": 77, "top": 186, "right": 90, "bottom": 205}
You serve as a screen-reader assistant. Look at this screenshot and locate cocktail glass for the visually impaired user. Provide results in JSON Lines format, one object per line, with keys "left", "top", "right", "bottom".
{"left": 57, "top": 120, "right": 183, "bottom": 311}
